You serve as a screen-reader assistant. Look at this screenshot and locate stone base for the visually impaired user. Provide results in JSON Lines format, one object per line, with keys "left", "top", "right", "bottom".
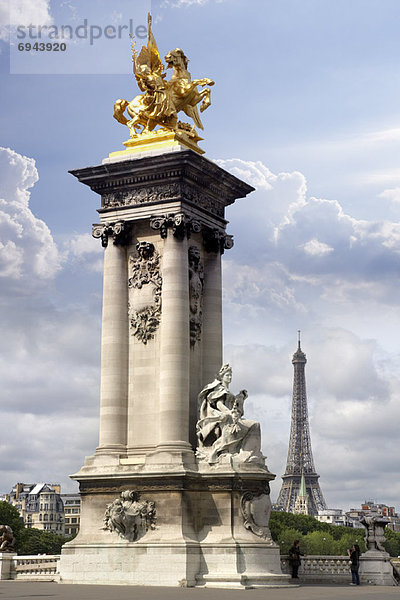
{"left": 360, "top": 551, "right": 397, "bottom": 586}
{"left": 59, "top": 468, "right": 290, "bottom": 588}
{"left": 0, "top": 553, "right": 15, "bottom": 580}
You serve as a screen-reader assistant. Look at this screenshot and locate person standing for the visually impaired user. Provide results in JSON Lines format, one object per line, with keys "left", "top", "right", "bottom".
{"left": 288, "top": 539, "right": 302, "bottom": 579}
{"left": 347, "top": 543, "right": 361, "bottom": 585}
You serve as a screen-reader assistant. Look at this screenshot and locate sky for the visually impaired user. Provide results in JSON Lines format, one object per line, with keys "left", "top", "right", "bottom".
{"left": 0, "top": 0, "right": 400, "bottom": 512}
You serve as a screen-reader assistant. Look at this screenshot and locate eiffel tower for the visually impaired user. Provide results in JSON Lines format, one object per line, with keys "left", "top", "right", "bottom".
{"left": 275, "top": 332, "right": 327, "bottom": 515}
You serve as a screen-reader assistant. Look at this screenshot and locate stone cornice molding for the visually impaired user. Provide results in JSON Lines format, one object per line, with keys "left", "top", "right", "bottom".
{"left": 70, "top": 150, "right": 254, "bottom": 220}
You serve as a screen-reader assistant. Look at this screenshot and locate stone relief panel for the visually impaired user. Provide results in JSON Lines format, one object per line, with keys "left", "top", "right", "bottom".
{"left": 128, "top": 241, "right": 162, "bottom": 344}
{"left": 102, "top": 183, "right": 181, "bottom": 208}
{"left": 101, "top": 183, "right": 224, "bottom": 218}
{"left": 102, "top": 490, "right": 156, "bottom": 542}
{"left": 240, "top": 484, "right": 272, "bottom": 540}
{"left": 188, "top": 246, "right": 204, "bottom": 346}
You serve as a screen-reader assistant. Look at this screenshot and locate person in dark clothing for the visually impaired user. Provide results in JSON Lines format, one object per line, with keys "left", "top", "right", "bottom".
{"left": 288, "top": 539, "right": 302, "bottom": 579}
{"left": 347, "top": 543, "right": 361, "bottom": 585}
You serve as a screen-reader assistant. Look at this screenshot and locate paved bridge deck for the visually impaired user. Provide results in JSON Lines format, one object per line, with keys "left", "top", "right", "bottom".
{"left": 0, "top": 582, "right": 398, "bottom": 600}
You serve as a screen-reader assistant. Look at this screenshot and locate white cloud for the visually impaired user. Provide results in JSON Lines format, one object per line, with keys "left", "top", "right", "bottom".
{"left": 0, "top": 148, "right": 102, "bottom": 493}
{"left": 302, "top": 239, "right": 334, "bottom": 257}
{"left": 0, "top": 147, "right": 61, "bottom": 282}
{"left": 0, "top": 0, "right": 53, "bottom": 41}
{"left": 378, "top": 187, "right": 400, "bottom": 204}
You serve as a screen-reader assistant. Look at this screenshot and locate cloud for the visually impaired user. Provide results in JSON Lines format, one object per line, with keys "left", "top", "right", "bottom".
{"left": 0, "top": 148, "right": 101, "bottom": 493}
{"left": 0, "top": 0, "right": 53, "bottom": 41}
{"left": 0, "top": 147, "right": 61, "bottom": 283}
{"left": 302, "top": 239, "right": 334, "bottom": 257}
{"left": 378, "top": 187, "right": 400, "bottom": 204}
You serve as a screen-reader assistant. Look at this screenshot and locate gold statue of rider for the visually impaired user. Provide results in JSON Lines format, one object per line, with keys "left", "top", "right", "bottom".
{"left": 113, "top": 14, "right": 214, "bottom": 151}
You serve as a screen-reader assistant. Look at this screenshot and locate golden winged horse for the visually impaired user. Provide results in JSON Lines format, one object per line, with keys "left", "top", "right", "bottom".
{"left": 113, "top": 14, "right": 214, "bottom": 140}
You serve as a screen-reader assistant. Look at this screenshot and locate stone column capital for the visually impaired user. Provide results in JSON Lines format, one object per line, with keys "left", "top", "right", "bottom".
{"left": 202, "top": 227, "right": 234, "bottom": 254}
{"left": 149, "top": 213, "right": 201, "bottom": 240}
{"left": 92, "top": 221, "right": 130, "bottom": 247}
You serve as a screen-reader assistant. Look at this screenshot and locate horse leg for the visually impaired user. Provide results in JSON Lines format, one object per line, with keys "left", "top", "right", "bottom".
{"left": 200, "top": 88, "right": 211, "bottom": 113}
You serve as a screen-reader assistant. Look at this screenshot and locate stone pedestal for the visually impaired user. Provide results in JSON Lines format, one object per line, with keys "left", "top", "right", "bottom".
{"left": 59, "top": 147, "right": 289, "bottom": 588}
{"left": 360, "top": 551, "right": 397, "bottom": 586}
{"left": 0, "top": 553, "right": 15, "bottom": 580}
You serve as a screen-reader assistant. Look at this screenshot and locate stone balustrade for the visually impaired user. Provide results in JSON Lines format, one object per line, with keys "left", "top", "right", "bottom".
{"left": 281, "top": 554, "right": 351, "bottom": 583}
{"left": 9, "top": 555, "right": 60, "bottom": 581}
{"left": 0, "top": 553, "right": 398, "bottom": 584}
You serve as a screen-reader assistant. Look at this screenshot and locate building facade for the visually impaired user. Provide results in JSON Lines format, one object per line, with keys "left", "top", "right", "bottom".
{"left": 7, "top": 483, "right": 65, "bottom": 535}
{"left": 61, "top": 494, "right": 81, "bottom": 537}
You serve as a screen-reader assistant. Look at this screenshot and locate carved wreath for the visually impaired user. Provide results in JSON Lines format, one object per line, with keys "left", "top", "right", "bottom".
{"left": 102, "top": 490, "right": 156, "bottom": 542}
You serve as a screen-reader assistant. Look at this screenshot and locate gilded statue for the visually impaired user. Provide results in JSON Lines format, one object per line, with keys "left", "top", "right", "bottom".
{"left": 113, "top": 14, "right": 214, "bottom": 149}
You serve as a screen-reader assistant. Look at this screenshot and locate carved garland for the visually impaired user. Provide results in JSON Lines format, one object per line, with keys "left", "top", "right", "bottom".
{"left": 128, "top": 242, "right": 162, "bottom": 344}
{"left": 188, "top": 245, "right": 204, "bottom": 346}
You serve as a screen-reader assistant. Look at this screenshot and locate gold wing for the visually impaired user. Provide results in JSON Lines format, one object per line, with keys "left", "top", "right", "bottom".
{"left": 147, "top": 13, "right": 164, "bottom": 76}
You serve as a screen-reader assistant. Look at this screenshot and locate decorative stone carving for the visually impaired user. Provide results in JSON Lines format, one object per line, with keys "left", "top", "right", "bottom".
{"left": 196, "top": 364, "right": 265, "bottom": 465}
{"left": 240, "top": 484, "right": 272, "bottom": 540}
{"left": 181, "top": 183, "right": 224, "bottom": 218}
{"left": 0, "top": 525, "right": 16, "bottom": 552}
{"left": 150, "top": 213, "right": 201, "bottom": 240}
{"left": 130, "top": 305, "right": 160, "bottom": 344}
{"left": 102, "top": 490, "right": 156, "bottom": 542}
{"left": 202, "top": 227, "right": 234, "bottom": 254}
{"left": 361, "top": 515, "right": 390, "bottom": 552}
{"left": 92, "top": 221, "right": 129, "bottom": 247}
{"left": 128, "top": 242, "right": 162, "bottom": 344}
{"left": 102, "top": 183, "right": 181, "bottom": 208}
{"left": 188, "top": 246, "right": 204, "bottom": 346}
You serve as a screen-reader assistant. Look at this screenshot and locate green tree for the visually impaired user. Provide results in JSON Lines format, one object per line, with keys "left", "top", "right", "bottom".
{"left": 276, "top": 528, "right": 304, "bottom": 554}
{"left": 0, "top": 501, "right": 24, "bottom": 535}
{"left": 334, "top": 531, "right": 365, "bottom": 555}
{"left": 303, "top": 530, "right": 335, "bottom": 555}
{"left": 17, "top": 528, "right": 69, "bottom": 555}
{"left": 384, "top": 527, "right": 400, "bottom": 557}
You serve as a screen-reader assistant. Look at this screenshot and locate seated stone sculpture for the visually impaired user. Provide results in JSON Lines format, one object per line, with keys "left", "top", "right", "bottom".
{"left": 0, "top": 525, "right": 16, "bottom": 552}
{"left": 196, "top": 364, "right": 265, "bottom": 465}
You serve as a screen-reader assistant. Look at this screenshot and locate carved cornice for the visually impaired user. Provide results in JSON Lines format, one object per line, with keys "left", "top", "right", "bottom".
{"left": 149, "top": 213, "right": 201, "bottom": 240}
{"left": 92, "top": 221, "right": 130, "bottom": 247}
{"left": 69, "top": 150, "right": 255, "bottom": 219}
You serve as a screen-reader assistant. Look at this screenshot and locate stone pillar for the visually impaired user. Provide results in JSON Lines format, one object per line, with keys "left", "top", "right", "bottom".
{"left": 202, "top": 250, "right": 223, "bottom": 386}
{"left": 93, "top": 222, "right": 129, "bottom": 453}
{"left": 0, "top": 553, "right": 15, "bottom": 580}
{"left": 157, "top": 224, "right": 192, "bottom": 454}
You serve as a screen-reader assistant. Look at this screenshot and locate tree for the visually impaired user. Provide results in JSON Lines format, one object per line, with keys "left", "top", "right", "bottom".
{"left": 17, "top": 528, "right": 69, "bottom": 555}
{"left": 276, "top": 528, "right": 304, "bottom": 554}
{"left": 0, "top": 501, "right": 24, "bottom": 535}
{"left": 384, "top": 527, "right": 400, "bottom": 558}
{"left": 303, "top": 531, "right": 335, "bottom": 555}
